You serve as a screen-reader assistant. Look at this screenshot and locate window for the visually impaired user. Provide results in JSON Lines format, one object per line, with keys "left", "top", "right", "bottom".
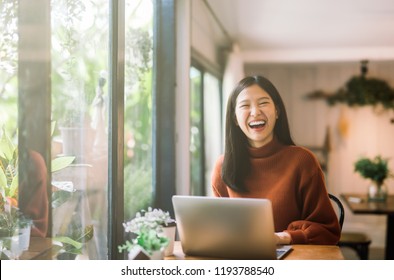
{"left": 51, "top": 0, "right": 110, "bottom": 260}
{"left": 0, "top": 0, "right": 176, "bottom": 260}
{"left": 124, "top": 0, "right": 154, "bottom": 220}
{"left": 189, "top": 66, "right": 204, "bottom": 195}
{"left": 189, "top": 64, "right": 222, "bottom": 196}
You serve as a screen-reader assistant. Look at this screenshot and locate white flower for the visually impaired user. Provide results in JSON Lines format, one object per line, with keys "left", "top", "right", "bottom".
{"left": 123, "top": 207, "right": 175, "bottom": 235}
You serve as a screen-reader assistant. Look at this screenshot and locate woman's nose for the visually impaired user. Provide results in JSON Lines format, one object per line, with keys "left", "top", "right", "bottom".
{"left": 250, "top": 104, "right": 260, "bottom": 116}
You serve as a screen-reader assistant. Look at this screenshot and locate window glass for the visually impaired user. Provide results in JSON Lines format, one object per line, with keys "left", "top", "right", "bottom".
{"left": 51, "top": 0, "right": 109, "bottom": 259}
{"left": 0, "top": 0, "right": 19, "bottom": 260}
{"left": 124, "top": 0, "right": 154, "bottom": 220}
{"left": 1, "top": 0, "right": 157, "bottom": 260}
{"left": 0, "top": 0, "right": 18, "bottom": 134}
{"left": 203, "top": 73, "right": 222, "bottom": 195}
{"left": 189, "top": 66, "right": 204, "bottom": 195}
{"left": 189, "top": 66, "right": 222, "bottom": 196}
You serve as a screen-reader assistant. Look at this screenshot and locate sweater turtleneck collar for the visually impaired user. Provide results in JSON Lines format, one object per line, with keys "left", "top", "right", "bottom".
{"left": 248, "top": 136, "right": 284, "bottom": 158}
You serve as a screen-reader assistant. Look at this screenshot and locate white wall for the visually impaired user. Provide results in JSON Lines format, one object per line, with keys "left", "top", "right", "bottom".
{"left": 176, "top": 0, "right": 226, "bottom": 196}
{"left": 245, "top": 61, "right": 394, "bottom": 248}
{"left": 190, "top": 0, "right": 224, "bottom": 68}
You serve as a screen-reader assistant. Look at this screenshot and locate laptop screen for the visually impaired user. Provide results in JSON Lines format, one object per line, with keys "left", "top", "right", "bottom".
{"left": 172, "top": 195, "right": 281, "bottom": 259}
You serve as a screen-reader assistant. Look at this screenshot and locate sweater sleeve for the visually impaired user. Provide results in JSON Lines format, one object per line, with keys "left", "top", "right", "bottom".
{"left": 211, "top": 155, "right": 229, "bottom": 197}
{"left": 285, "top": 154, "right": 341, "bottom": 245}
{"left": 19, "top": 151, "right": 49, "bottom": 238}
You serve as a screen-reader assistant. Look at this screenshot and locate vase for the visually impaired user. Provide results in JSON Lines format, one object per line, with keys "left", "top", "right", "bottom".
{"left": 18, "top": 224, "right": 31, "bottom": 251}
{"left": 149, "top": 249, "right": 164, "bottom": 260}
{"left": 127, "top": 246, "right": 164, "bottom": 260}
{"left": 368, "top": 182, "right": 388, "bottom": 202}
{"left": 161, "top": 225, "right": 176, "bottom": 257}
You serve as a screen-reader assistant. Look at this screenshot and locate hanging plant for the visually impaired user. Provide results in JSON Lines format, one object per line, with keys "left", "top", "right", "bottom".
{"left": 306, "top": 60, "right": 394, "bottom": 110}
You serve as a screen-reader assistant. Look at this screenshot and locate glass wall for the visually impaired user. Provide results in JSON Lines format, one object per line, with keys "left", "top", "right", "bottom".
{"left": 0, "top": 1, "right": 20, "bottom": 259}
{"left": 50, "top": 0, "right": 109, "bottom": 260}
{"left": 0, "top": 0, "right": 161, "bottom": 260}
{"left": 124, "top": 0, "right": 154, "bottom": 221}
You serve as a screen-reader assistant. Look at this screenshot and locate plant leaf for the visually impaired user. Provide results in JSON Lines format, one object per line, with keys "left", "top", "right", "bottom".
{"left": 51, "top": 156, "right": 75, "bottom": 173}
{"left": 77, "top": 224, "right": 94, "bottom": 243}
{"left": 52, "top": 236, "right": 83, "bottom": 250}
{"left": 51, "top": 120, "right": 56, "bottom": 136}
{"left": 0, "top": 166, "right": 7, "bottom": 194}
{"left": 8, "top": 174, "right": 18, "bottom": 198}
{"left": 0, "top": 128, "right": 15, "bottom": 160}
{"left": 51, "top": 190, "right": 73, "bottom": 208}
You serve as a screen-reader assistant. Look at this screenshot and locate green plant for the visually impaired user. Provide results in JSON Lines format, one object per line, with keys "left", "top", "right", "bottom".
{"left": 0, "top": 127, "right": 75, "bottom": 205}
{"left": 118, "top": 226, "right": 168, "bottom": 256}
{"left": 0, "top": 206, "right": 33, "bottom": 260}
{"left": 354, "top": 156, "right": 391, "bottom": 186}
{"left": 306, "top": 61, "right": 394, "bottom": 111}
{"left": 52, "top": 224, "right": 94, "bottom": 258}
{"left": 0, "top": 128, "right": 18, "bottom": 203}
{"left": 0, "top": 206, "right": 32, "bottom": 237}
{"left": 118, "top": 207, "right": 174, "bottom": 256}
{"left": 0, "top": 127, "right": 94, "bottom": 259}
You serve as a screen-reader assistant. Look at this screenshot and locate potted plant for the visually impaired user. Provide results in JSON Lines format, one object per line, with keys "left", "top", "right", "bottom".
{"left": 354, "top": 155, "right": 391, "bottom": 201}
{"left": 1, "top": 127, "right": 94, "bottom": 259}
{"left": 118, "top": 207, "right": 176, "bottom": 259}
{"left": 0, "top": 204, "right": 33, "bottom": 259}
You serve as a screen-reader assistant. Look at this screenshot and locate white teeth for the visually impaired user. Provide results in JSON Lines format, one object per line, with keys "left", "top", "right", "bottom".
{"left": 249, "top": 120, "right": 266, "bottom": 126}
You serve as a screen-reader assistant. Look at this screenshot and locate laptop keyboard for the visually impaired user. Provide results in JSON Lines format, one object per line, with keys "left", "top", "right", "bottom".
{"left": 276, "top": 246, "right": 293, "bottom": 259}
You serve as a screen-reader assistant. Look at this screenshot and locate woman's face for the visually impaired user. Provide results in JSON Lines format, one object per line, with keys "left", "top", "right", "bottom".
{"left": 235, "top": 84, "right": 278, "bottom": 148}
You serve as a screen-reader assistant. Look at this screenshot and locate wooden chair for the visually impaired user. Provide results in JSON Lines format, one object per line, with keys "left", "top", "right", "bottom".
{"left": 328, "top": 193, "right": 371, "bottom": 259}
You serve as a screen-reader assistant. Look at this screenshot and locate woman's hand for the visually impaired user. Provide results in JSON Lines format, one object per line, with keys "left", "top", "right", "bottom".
{"left": 275, "top": 231, "right": 292, "bottom": 245}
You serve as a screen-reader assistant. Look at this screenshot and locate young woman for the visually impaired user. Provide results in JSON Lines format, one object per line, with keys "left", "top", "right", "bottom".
{"left": 211, "top": 75, "right": 340, "bottom": 245}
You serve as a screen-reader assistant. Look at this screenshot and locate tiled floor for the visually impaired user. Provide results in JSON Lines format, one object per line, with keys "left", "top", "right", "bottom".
{"left": 340, "top": 247, "right": 385, "bottom": 260}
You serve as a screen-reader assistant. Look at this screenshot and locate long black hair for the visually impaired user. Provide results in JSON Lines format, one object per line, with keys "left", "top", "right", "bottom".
{"left": 221, "top": 75, "right": 295, "bottom": 192}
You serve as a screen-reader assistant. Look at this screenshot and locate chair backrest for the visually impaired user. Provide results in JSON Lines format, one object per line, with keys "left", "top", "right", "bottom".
{"left": 328, "top": 193, "right": 345, "bottom": 231}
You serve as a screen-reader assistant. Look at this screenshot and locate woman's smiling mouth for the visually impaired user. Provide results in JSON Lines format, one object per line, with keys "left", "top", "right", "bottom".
{"left": 248, "top": 120, "right": 266, "bottom": 129}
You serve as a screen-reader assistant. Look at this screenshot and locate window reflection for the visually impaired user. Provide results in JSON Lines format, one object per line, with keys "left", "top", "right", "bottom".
{"left": 1, "top": 0, "right": 158, "bottom": 260}
{"left": 51, "top": 0, "right": 109, "bottom": 259}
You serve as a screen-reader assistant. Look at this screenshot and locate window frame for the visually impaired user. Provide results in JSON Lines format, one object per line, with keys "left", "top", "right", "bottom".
{"left": 190, "top": 54, "right": 223, "bottom": 195}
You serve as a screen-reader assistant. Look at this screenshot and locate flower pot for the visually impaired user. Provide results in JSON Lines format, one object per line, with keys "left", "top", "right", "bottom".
{"left": 161, "top": 225, "right": 176, "bottom": 257}
{"left": 18, "top": 224, "right": 31, "bottom": 251}
{"left": 149, "top": 249, "right": 164, "bottom": 260}
{"left": 368, "top": 182, "right": 388, "bottom": 202}
{"left": 0, "top": 223, "right": 31, "bottom": 260}
{"left": 127, "top": 245, "right": 164, "bottom": 260}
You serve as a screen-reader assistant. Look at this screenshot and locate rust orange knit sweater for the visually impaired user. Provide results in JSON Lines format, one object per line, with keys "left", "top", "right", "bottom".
{"left": 211, "top": 138, "right": 340, "bottom": 245}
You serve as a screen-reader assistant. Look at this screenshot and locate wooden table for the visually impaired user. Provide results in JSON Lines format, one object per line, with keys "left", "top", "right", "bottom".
{"left": 19, "top": 237, "right": 53, "bottom": 260}
{"left": 341, "top": 193, "right": 394, "bottom": 260}
{"left": 165, "top": 241, "right": 344, "bottom": 260}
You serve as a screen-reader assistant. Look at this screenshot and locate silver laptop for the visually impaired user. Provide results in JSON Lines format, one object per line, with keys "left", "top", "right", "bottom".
{"left": 172, "top": 195, "right": 292, "bottom": 259}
